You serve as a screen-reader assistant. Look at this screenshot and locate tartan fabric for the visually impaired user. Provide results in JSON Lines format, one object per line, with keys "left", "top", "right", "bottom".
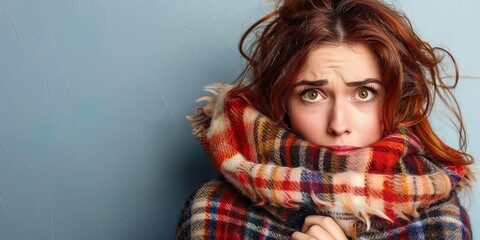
{"left": 176, "top": 177, "right": 300, "bottom": 240}
{"left": 176, "top": 178, "right": 471, "bottom": 239}
{"left": 177, "top": 83, "right": 472, "bottom": 239}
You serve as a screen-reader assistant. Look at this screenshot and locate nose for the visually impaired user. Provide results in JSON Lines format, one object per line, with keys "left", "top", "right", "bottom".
{"left": 327, "top": 100, "right": 351, "bottom": 136}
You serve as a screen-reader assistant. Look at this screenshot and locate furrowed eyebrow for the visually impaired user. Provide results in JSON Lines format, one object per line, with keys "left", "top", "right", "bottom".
{"left": 294, "top": 80, "right": 328, "bottom": 87}
{"left": 294, "top": 78, "right": 382, "bottom": 87}
{"left": 345, "top": 78, "right": 382, "bottom": 87}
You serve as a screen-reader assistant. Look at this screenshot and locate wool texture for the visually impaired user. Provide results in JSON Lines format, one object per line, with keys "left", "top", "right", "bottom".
{"left": 176, "top": 83, "right": 472, "bottom": 239}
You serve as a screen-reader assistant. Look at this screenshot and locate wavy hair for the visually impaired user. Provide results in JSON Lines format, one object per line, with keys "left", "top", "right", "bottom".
{"left": 233, "top": 0, "right": 474, "bottom": 188}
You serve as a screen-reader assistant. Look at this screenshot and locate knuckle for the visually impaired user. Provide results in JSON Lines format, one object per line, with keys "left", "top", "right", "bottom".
{"left": 304, "top": 215, "right": 314, "bottom": 222}
{"left": 321, "top": 216, "right": 336, "bottom": 225}
{"left": 290, "top": 231, "right": 301, "bottom": 239}
{"left": 307, "top": 224, "right": 322, "bottom": 233}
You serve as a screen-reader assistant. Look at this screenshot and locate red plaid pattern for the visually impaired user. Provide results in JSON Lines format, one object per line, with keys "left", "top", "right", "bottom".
{"left": 177, "top": 83, "right": 472, "bottom": 239}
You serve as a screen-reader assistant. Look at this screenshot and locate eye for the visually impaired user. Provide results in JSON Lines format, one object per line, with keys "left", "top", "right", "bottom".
{"left": 300, "top": 89, "right": 325, "bottom": 103}
{"left": 354, "top": 87, "right": 376, "bottom": 102}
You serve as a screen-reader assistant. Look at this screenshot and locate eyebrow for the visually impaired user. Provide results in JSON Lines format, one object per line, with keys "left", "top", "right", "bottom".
{"left": 294, "top": 80, "right": 328, "bottom": 87}
{"left": 294, "top": 78, "right": 382, "bottom": 87}
{"left": 345, "top": 78, "right": 383, "bottom": 87}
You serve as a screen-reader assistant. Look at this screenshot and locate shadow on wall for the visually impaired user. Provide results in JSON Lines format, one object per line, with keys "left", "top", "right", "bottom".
{"left": 160, "top": 124, "right": 218, "bottom": 239}
{"left": 157, "top": 52, "right": 238, "bottom": 238}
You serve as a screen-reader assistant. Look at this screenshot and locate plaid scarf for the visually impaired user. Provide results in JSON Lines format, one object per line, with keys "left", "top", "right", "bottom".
{"left": 177, "top": 83, "right": 471, "bottom": 239}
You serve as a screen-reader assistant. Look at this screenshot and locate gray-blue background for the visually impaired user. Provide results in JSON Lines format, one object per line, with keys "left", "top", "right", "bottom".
{"left": 0, "top": 0, "right": 478, "bottom": 239}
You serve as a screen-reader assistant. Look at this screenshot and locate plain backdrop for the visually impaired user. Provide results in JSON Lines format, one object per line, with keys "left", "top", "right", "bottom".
{"left": 0, "top": 0, "right": 478, "bottom": 239}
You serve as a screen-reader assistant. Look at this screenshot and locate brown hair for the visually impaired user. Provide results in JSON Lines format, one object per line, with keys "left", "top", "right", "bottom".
{"left": 233, "top": 0, "right": 474, "bottom": 187}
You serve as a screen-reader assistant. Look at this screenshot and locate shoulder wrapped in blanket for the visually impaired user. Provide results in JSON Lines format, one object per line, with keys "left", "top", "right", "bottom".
{"left": 176, "top": 177, "right": 471, "bottom": 240}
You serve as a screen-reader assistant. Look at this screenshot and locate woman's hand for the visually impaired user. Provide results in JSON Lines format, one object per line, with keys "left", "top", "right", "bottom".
{"left": 291, "top": 215, "right": 348, "bottom": 240}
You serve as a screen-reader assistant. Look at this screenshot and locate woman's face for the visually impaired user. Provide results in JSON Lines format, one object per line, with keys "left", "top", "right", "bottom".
{"left": 286, "top": 43, "right": 384, "bottom": 152}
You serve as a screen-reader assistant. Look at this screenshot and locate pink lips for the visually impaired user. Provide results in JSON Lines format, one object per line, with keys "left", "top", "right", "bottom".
{"left": 326, "top": 145, "right": 359, "bottom": 155}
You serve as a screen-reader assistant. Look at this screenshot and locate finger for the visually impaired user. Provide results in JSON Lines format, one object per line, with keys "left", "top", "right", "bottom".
{"left": 301, "top": 216, "right": 338, "bottom": 232}
{"left": 291, "top": 231, "right": 316, "bottom": 240}
{"left": 305, "top": 225, "right": 334, "bottom": 240}
{"left": 301, "top": 216, "right": 347, "bottom": 240}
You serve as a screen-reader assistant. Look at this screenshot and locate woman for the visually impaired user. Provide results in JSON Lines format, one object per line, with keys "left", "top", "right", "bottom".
{"left": 176, "top": 0, "right": 475, "bottom": 239}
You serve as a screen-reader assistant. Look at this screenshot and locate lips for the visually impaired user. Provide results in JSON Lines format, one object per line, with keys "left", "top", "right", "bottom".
{"left": 326, "top": 145, "right": 359, "bottom": 154}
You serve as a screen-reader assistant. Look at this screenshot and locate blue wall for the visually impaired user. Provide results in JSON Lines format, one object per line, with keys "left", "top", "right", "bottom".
{"left": 0, "top": 0, "right": 478, "bottom": 239}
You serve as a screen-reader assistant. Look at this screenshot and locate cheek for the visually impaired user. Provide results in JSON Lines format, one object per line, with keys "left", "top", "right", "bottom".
{"left": 288, "top": 109, "right": 327, "bottom": 139}
{"left": 356, "top": 111, "right": 384, "bottom": 142}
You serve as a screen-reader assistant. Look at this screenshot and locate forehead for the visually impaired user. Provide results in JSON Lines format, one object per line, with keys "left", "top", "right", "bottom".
{"left": 299, "top": 43, "right": 381, "bottom": 81}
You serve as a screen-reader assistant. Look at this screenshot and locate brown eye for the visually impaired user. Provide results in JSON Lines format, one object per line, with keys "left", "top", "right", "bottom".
{"left": 358, "top": 90, "right": 369, "bottom": 99}
{"left": 354, "top": 87, "right": 376, "bottom": 102}
{"left": 300, "top": 89, "right": 324, "bottom": 103}
{"left": 307, "top": 91, "right": 318, "bottom": 100}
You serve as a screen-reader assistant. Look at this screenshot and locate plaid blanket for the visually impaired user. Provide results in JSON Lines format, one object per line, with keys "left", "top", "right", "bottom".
{"left": 177, "top": 83, "right": 472, "bottom": 239}
{"left": 176, "top": 178, "right": 471, "bottom": 239}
